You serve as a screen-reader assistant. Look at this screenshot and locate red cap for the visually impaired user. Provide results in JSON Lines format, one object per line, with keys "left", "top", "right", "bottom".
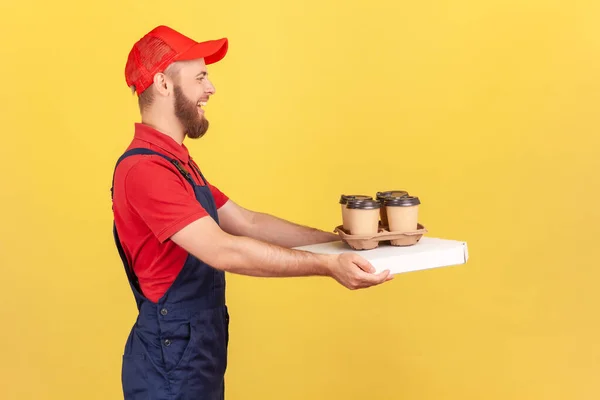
{"left": 125, "top": 25, "right": 228, "bottom": 95}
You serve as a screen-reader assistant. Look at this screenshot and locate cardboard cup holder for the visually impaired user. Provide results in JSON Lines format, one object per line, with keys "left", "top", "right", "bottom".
{"left": 334, "top": 223, "right": 427, "bottom": 250}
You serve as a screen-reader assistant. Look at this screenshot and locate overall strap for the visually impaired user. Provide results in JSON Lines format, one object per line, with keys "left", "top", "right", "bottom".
{"left": 189, "top": 159, "right": 209, "bottom": 186}
{"left": 110, "top": 148, "right": 197, "bottom": 302}
{"left": 110, "top": 148, "right": 197, "bottom": 200}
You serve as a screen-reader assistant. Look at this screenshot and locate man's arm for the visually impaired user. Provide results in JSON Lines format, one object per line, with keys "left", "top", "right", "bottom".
{"left": 119, "top": 162, "right": 388, "bottom": 289}
{"left": 217, "top": 200, "right": 339, "bottom": 248}
{"left": 170, "top": 215, "right": 393, "bottom": 290}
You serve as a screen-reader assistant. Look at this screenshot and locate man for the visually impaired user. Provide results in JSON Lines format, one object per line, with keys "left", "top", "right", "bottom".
{"left": 111, "top": 25, "right": 393, "bottom": 400}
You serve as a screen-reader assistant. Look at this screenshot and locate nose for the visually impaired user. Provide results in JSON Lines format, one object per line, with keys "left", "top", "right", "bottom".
{"left": 205, "top": 78, "right": 216, "bottom": 95}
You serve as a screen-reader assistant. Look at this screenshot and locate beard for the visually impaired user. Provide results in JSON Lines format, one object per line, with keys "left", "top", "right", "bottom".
{"left": 173, "top": 85, "right": 209, "bottom": 139}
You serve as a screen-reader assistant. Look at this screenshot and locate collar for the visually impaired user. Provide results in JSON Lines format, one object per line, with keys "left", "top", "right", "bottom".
{"left": 133, "top": 123, "right": 190, "bottom": 163}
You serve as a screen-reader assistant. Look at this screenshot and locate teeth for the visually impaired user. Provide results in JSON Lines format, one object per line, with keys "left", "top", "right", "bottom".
{"left": 198, "top": 101, "right": 207, "bottom": 107}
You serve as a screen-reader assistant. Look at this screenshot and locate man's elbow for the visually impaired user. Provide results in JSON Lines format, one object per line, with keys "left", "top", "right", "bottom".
{"left": 206, "top": 235, "right": 239, "bottom": 272}
{"left": 234, "top": 208, "right": 258, "bottom": 237}
{"left": 171, "top": 217, "right": 238, "bottom": 271}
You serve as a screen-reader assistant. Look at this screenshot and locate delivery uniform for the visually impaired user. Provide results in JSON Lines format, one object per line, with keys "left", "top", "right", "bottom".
{"left": 111, "top": 123, "right": 230, "bottom": 400}
{"left": 114, "top": 25, "right": 230, "bottom": 400}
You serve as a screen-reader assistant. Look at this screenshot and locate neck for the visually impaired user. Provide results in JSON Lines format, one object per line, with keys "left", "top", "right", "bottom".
{"left": 140, "top": 111, "right": 185, "bottom": 144}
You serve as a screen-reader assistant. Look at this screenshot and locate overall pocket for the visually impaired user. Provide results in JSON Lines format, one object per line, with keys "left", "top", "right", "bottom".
{"left": 172, "top": 307, "right": 229, "bottom": 394}
{"left": 161, "top": 320, "right": 195, "bottom": 373}
{"left": 122, "top": 353, "right": 148, "bottom": 399}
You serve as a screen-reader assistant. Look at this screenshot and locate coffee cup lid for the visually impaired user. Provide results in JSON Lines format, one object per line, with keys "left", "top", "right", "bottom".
{"left": 376, "top": 190, "right": 409, "bottom": 201}
{"left": 339, "top": 194, "right": 373, "bottom": 205}
{"left": 384, "top": 195, "right": 421, "bottom": 207}
{"left": 346, "top": 199, "right": 381, "bottom": 210}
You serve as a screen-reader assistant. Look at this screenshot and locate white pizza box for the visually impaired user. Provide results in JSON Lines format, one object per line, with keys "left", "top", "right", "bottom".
{"left": 294, "top": 237, "right": 468, "bottom": 275}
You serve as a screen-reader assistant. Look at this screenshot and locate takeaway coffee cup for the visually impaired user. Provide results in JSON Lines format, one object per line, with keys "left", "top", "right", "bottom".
{"left": 340, "top": 195, "right": 373, "bottom": 230}
{"left": 345, "top": 198, "right": 381, "bottom": 235}
{"left": 385, "top": 196, "right": 421, "bottom": 233}
{"left": 376, "top": 190, "right": 409, "bottom": 226}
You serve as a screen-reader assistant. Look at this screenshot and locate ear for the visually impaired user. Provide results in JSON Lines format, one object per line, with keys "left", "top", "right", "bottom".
{"left": 152, "top": 73, "right": 172, "bottom": 97}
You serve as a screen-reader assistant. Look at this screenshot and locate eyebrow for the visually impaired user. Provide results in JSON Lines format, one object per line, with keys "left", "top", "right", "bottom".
{"left": 196, "top": 71, "right": 208, "bottom": 78}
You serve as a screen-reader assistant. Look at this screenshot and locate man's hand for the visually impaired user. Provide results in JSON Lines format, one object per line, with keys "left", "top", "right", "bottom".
{"left": 326, "top": 253, "right": 393, "bottom": 290}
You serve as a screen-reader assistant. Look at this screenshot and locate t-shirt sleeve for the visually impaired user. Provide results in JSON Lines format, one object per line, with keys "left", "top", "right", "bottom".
{"left": 208, "top": 182, "right": 229, "bottom": 209}
{"left": 124, "top": 159, "right": 210, "bottom": 243}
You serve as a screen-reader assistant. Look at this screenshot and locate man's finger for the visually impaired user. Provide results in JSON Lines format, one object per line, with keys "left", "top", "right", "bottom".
{"left": 358, "top": 269, "right": 391, "bottom": 286}
{"left": 376, "top": 269, "right": 392, "bottom": 282}
{"left": 352, "top": 254, "right": 375, "bottom": 273}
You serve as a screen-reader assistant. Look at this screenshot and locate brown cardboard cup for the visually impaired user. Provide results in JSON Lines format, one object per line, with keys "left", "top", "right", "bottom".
{"left": 376, "top": 190, "right": 409, "bottom": 226}
{"left": 339, "top": 195, "right": 373, "bottom": 230}
{"left": 385, "top": 196, "right": 421, "bottom": 233}
{"left": 345, "top": 199, "right": 381, "bottom": 235}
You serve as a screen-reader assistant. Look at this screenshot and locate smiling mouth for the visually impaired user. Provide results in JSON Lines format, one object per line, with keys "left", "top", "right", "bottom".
{"left": 197, "top": 101, "right": 207, "bottom": 115}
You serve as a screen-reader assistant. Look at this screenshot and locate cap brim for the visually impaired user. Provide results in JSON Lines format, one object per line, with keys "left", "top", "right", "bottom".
{"left": 175, "top": 38, "right": 228, "bottom": 65}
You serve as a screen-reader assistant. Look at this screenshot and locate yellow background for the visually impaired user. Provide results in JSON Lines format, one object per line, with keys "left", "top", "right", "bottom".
{"left": 1, "top": 0, "right": 599, "bottom": 399}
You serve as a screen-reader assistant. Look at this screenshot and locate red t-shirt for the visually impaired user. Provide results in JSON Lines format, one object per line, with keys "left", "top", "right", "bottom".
{"left": 112, "top": 123, "right": 229, "bottom": 303}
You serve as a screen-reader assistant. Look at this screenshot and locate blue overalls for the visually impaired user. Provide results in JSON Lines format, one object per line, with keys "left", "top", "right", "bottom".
{"left": 111, "top": 148, "right": 229, "bottom": 400}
